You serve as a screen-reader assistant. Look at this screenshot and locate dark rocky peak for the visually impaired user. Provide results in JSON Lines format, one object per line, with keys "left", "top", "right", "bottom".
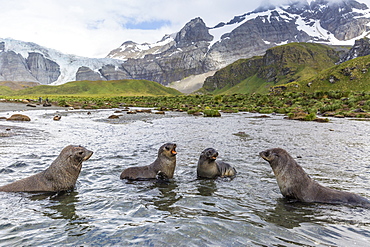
{"left": 226, "top": 15, "right": 247, "bottom": 25}
{"left": 319, "top": 1, "right": 369, "bottom": 40}
{"left": 340, "top": 37, "right": 370, "bottom": 63}
{"left": 283, "top": 1, "right": 310, "bottom": 15}
{"left": 159, "top": 33, "right": 177, "bottom": 42}
{"left": 319, "top": 0, "right": 368, "bottom": 10}
{"left": 120, "top": 40, "right": 137, "bottom": 46}
{"left": 309, "top": 0, "right": 368, "bottom": 16}
{"left": 174, "top": 17, "right": 213, "bottom": 47}
{"left": 212, "top": 22, "right": 226, "bottom": 29}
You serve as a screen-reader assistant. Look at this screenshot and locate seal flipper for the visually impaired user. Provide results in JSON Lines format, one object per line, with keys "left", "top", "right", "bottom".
{"left": 216, "top": 161, "right": 237, "bottom": 177}
{"left": 156, "top": 171, "right": 170, "bottom": 183}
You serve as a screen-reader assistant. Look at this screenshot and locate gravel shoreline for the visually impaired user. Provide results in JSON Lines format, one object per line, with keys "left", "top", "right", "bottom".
{"left": 0, "top": 102, "right": 66, "bottom": 112}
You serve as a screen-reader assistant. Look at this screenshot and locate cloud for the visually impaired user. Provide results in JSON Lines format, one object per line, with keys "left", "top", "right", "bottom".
{"left": 12, "top": 0, "right": 253, "bottom": 57}
{"left": 0, "top": 0, "right": 368, "bottom": 57}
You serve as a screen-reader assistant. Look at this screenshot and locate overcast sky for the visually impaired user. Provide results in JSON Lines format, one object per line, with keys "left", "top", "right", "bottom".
{"left": 0, "top": 0, "right": 369, "bottom": 58}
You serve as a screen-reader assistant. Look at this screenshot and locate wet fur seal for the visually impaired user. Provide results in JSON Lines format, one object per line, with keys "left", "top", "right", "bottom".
{"left": 0, "top": 145, "right": 93, "bottom": 192}
{"left": 260, "top": 148, "right": 370, "bottom": 207}
{"left": 197, "top": 148, "right": 236, "bottom": 178}
{"left": 120, "top": 143, "right": 177, "bottom": 180}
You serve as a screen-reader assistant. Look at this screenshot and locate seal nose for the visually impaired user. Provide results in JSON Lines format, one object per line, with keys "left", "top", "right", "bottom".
{"left": 211, "top": 152, "right": 218, "bottom": 160}
{"left": 84, "top": 150, "right": 94, "bottom": 161}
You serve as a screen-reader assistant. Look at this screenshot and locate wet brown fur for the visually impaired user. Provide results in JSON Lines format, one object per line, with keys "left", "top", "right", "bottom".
{"left": 120, "top": 143, "right": 177, "bottom": 180}
{"left": 260, "top": 148, "right": 370, "bottom": 206}
{"left": 197, "top": 148, "right": 236, "bottom": 178}
{"left": 0, "top": 145, "right": 93, "bottom": 192}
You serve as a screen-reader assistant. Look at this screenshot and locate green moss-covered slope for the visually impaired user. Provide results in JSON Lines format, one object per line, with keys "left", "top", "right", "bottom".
{"left": 1, "top": 79, "right": 182, "bottom": 97}
{"left": 277, "top": 54, "right": 370, "bottom": 93}
{"left": 203, "top": 42, "right": 341, "bottom": 94}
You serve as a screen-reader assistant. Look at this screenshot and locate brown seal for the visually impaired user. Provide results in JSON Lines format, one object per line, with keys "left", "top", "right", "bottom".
{"left": 0, "top": 145, "right": 93, "bottom": 192}
{"left": 120, "top": 143, "right": 177, "bottom": 180}
{"left": 259, "top": 148, "right": 370, "bottom": 206}
{"left": 197, "top": 148, "right": 236, "bottom": 178}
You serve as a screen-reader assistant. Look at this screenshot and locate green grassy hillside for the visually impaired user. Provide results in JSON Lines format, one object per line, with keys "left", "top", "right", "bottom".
{"left": 211, "top": 75, "right": 269, "bottom": 94}
{"left": 277, "top": 54, "right": 370, "bottom": 93}
{"left": 0, "top": 85, "right": 15, "bottom": 95}
{"left": 203, "top": 42, "right": 341, "bottom": 94}
{"left": 0, "top": 79, "right": 182, "bottom": 97}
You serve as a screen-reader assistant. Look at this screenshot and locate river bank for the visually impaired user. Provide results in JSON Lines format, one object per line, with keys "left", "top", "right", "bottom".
{"left": 0, "top": 102, "right": 66, "bottom": 112}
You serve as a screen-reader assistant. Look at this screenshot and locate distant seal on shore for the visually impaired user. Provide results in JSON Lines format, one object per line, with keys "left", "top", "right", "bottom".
{"left": 259, "top": 148, "right": 370, "bottom": 206}
{"left": 197, "top": 148, "right": 236, "bottom": 178}
{"left": 120, "top": 143, "right": 177, "bottom": 180}
{"left": 0, "top": 145, "right": 93, "bottom": 192}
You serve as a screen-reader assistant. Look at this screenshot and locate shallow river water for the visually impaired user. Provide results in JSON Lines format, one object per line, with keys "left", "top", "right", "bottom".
{"left": 0, "top": 106, "right": 370, "bottom": 246}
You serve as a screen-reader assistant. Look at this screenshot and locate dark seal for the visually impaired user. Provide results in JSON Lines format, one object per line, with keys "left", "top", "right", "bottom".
{"left": 0, "top": 145, "right": 93, "bottom": 192}
{"left": 120, "top": 143, "right": 177, "bottom": 180}
{"left": 259, "top": 148, "right": 370, "bottom": 206}
{"left": 197, "top": 148, "right": 236, "bottom": 178}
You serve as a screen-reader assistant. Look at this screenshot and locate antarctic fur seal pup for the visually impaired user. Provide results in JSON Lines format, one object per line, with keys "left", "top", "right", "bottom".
{"left": 197, "top": 148, "right": 236, "bottom": 178}
{"left": 120, "top": 143, "right": 177, "bottom": 180}
{"left": 0, "top": 145, "right": 93, "bottom": 192}
{"left": 259, "top": 148, "right": 370, "bottom": 207}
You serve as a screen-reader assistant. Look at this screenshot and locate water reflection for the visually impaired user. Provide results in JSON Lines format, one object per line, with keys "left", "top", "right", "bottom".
{"left": 257, "top": 198, "right": 323, "bottom": 228}
{"left": 196, "top": 179, "right": 217, "bottom": 196}
{"left": 29, "top": 191, "right": 92, "bottom": 239}
{"left": 29, "top": 191, "right": 81, "bottom": 220}
{"left": 151, "top": 181, "right": 181, "bottom": 212}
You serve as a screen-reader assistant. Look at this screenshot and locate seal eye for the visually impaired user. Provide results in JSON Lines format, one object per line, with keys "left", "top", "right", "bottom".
{"left": 78, "top": 151, "right": 84, "bottom": 156}
{"left": 165, "top": 146, "right": 170, "bottom": 151}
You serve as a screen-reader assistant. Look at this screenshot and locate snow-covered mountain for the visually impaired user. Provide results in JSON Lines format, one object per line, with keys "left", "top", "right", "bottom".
{"left": 108, "top": 0, "right": 370, "bottom": 63}
{"left": 105, "top": 0, "right": 370, "bottom": 88}
{"left": 0, "top": 0, "right": 369, "bottom": 90}
{"left": 0, "top": 38, "right": 123, "bottom": 85}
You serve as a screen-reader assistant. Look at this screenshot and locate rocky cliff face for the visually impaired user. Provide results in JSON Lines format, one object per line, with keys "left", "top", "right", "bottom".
{"left": 0, "top": 50, "right": 37, "bottom": 82}
{"left": 76, "top": 66, "right": 105, "bottom": 81}
{"left": 0, "top": 0, "right": 369, "bottom": 89}
{"left": 99, "top": 64, "right": 130, "bottom": 80}
{"left": 0, "top": 41, "right": 61, "bottom": 83}
{"left": 310, "top": 0, "right": 369, "bottom": 40}
{"left": 340, "top": 37, "right": 370, "bottom": 62}
{"left": 26, "top": 52, "right": 61, "bottom": 84}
